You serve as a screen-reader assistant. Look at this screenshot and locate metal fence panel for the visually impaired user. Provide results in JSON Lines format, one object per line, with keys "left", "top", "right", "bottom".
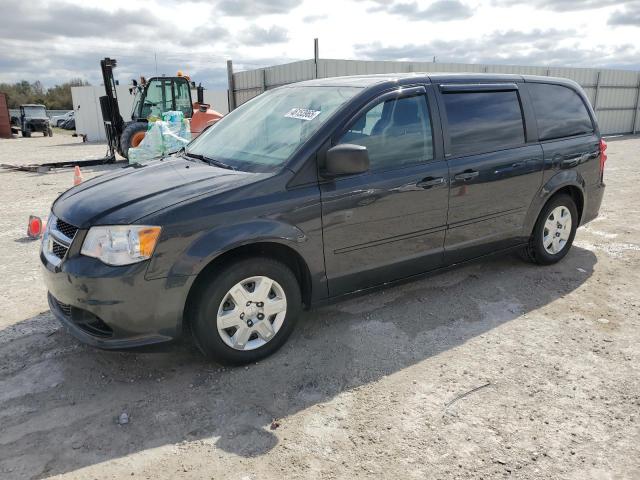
{"left": 233, "top": 59, "right": 640, "bottom": 134}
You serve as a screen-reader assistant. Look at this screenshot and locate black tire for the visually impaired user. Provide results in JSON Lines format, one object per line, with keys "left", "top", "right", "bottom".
{"left": 48, "top": 127, "right": 53, "bottom": 137}
{"left": 22, "top": 130, "right": 31, "bottom": 138}
{"left": 521, "top": 194, "right": 578, "bottom": 265}
{"left": 119, "top": 122, "right": 147, "bottom": 159}
{"left": 190, "top": 257, "right": 302, "bottom": 365}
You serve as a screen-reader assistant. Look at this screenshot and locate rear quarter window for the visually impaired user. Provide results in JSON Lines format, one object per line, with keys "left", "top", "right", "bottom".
{"left": 528, "top": 83, "right": 594, "bottom": 141}
{"left": 442, "top": 90, "right": 525, "bottom": 156}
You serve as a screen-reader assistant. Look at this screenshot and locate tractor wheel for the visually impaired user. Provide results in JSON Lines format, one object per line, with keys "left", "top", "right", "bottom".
{"left": 22, "top": 130, "right": 31, "bottom": 138}
{"left": 119, "top": 122, "right": 148, "bottom": 159}
{"left": 48, "top": 127, "right": 53, "bottom": 137}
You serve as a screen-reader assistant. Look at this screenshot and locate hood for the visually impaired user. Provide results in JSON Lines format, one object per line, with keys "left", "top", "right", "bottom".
{"left": 52, "top": 156, "right": 263, "bottom": 228}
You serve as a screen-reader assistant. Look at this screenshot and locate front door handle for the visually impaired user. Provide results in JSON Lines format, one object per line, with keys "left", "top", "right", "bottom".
{"left": 416, "top": 176, "right": 445, "bottom": 188}
{"left": 454, "top": 170, "right": 479, "bottom": 181}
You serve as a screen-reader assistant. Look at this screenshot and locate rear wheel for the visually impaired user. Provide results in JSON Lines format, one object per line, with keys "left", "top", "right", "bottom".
{"left": 119, "top": 122, "right": 147, "bottom": 159}
{"left": 521, "top": 194, "right": 578, "bottom": 265}
{"left": 190, "top": 257, "right": 302, "bottom": 364}
{"left": 22, "top": 129, "right": 31, "bottom": 138}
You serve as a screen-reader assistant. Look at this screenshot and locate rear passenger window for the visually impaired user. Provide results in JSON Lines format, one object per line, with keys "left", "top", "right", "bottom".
{"left": 529, "top": 83, "right": 594, "bottom": 141}
{"left": 442, "top": 90, "right": 525, "bottom": 155}
{"left": 338, "top": 95, "right": 433, "bottom": 171}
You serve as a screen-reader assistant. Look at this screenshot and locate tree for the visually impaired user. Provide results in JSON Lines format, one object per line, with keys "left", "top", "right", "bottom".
{"left": 0, "top": 79, "right": 89, "bottom": 109}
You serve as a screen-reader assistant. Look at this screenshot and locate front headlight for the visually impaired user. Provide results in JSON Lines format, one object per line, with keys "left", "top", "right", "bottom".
{"left": 81, "top": 225, "right": 161, "bottom": 266}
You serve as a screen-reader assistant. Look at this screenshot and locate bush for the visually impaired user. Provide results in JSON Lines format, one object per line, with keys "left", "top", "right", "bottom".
{"left": 0, "top": 78, "right": 89, "bottom": 109}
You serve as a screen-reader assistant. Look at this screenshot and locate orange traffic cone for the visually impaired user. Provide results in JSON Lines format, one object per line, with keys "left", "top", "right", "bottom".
{"left": 73, "top": 166, "right": 83, "bottom": 185}
{"left": 27, "top": 215, "right": 44, "bottom": 239}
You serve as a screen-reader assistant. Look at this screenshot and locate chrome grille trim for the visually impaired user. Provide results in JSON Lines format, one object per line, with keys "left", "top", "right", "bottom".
{"left": 42, "top": 214, "right": 78, "bottom": 267}
{"left": 55, "top": 218, "right": 78, "bottom": 240}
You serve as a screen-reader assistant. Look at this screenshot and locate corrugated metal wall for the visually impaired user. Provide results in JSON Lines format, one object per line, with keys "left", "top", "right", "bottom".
{"left": 231, "top": 59, "right": 640, "bottom": 135}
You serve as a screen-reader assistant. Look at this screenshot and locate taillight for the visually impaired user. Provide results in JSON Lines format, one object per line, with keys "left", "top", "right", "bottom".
{"left": 599, "top": 138, "right": 607, "bottom": 178}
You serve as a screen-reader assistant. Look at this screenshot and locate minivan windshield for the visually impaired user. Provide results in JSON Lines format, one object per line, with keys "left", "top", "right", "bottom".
{"left": 185, "top": 85, "right": 361, "bottom": 172}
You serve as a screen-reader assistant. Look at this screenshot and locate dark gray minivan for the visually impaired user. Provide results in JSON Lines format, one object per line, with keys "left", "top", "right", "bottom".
{"left": 42, "top": 73, "right": 606, "bottom": 364}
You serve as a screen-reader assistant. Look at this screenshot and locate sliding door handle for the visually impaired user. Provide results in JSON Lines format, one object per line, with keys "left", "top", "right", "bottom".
{"left": 454, "top": 170, "right": 479, "bottom": 181}
{"left": 494, "top": 162, "right": 524, "bottom": 175}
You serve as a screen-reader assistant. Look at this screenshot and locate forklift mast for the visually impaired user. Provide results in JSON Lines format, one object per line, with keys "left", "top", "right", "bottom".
{"left": 99, "top": 57, "right": 124, "bottom": 161}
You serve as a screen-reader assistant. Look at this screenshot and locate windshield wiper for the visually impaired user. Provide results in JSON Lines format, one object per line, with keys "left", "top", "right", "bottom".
{"left": 181, "top": 151, "right": 236, "bottom": 170}
{"left": 203, "top": 157, "right": 236, "bottom": 171}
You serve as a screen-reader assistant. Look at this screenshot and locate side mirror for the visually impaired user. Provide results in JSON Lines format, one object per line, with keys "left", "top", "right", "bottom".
{"left": 324, "top": 144, "right": 370, "bottom": 177}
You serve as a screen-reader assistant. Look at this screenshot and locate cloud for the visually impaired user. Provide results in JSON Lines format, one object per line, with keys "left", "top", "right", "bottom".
{"left": 302, "top": 14, "right": 328, "bottom": 22}
{"left": 1, "top": 0, "right": 639, "bottom": 92}
{"left": 608, "top": 2, "right": 640, "bottom": 25}
{"left": 364, "top": 0, "right": 474, "bottom": 20}
{"left": 390, "top": 0, "right": 474, "bottom": 21}
{"left": 0, "top": 0, "right": 232, "bottom": 89}
{"left": 216, "top": 0, "right": 302, "bottom": 16}
{"left": 0, "top": 38, "right": 232, "bottom": 90}
{"left": 178, "top": 25, "right": 229, "bottom": 46}
{"left": 492, "top": 0, "right": 638, "bottom": 12}
{"left": 0, "top": 0, "right": 162, "bottom": 41}
{"left": 238, "top": 25, "right": 289, "bottom": 46}
{"left": 353, "top": 29, "right": 640, "bottom": 70}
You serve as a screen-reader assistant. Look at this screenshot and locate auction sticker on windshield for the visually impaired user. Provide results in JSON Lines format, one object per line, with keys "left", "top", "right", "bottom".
{"left": 284, "top": 108, "right": 321, "bottom": 121}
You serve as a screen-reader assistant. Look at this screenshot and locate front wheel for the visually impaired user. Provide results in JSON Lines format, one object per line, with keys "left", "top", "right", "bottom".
{"left": 190, "top": 257, "right": 302, "bottom": 364}
{"left": 521, "top": 194, "right": 578, "bottom": 265}
{"left": 119, "top": 122, "right": 148, "bottom": 159}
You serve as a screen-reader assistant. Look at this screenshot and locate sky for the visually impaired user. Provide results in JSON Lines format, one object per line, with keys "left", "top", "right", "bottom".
{"left": 1, "top": 0, "right": 639, "bottom": 90}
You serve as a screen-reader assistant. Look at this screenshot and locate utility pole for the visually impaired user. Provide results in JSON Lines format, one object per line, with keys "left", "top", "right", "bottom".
{"left": 226, "top": 60, "right": 236, "bottom": 111}
{"left": 154, "top": 52, "right": 158, "bottom": 76}
{"left": 314, "top": 38, "right": 319, "bottom": 79}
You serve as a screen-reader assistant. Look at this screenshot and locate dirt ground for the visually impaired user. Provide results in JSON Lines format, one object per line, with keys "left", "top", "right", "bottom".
{"left": 0, "top": 133, "right": 638, "bottom": 480}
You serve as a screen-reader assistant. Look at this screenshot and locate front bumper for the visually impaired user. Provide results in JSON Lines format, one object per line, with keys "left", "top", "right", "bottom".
{"left": 41, "top": 233, "right": 195, "bottom": 350}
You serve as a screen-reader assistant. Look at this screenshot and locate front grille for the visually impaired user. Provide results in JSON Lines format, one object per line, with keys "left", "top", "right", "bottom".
{"left": 54, "top": 297, "right": 72, "bottom": 317}
{"left": 50, "top": 294, "right": 114, "bottom": 338}
{"left": 55, "top": 219, "right": 78, "bottom": 239}
{"left": 78, "top": 317, "right": 113, "bottom": 338}
{"left": 52, "top": 240, "right": 68, "bottom": 259}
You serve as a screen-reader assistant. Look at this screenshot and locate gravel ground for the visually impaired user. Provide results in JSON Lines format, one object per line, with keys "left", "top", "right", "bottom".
{"left": 0, "top": 133, "right": 638, "bottom": 480}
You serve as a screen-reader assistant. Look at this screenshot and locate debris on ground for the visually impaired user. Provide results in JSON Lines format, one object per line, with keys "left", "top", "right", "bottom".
{"left": 118, "top": 412, "right": 130, "bottom": 425}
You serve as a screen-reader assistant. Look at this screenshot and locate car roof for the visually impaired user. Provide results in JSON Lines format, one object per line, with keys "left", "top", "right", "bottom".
{"left": 291, "top": 72, "right": 580, "bottom": 89}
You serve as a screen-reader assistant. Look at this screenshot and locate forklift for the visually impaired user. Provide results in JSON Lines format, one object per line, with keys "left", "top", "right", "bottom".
{"left": 1, "top": 58, "right": 224, "bottom": 172}
{"left": 100, "top": 57, "right": 224, "bottom": 160}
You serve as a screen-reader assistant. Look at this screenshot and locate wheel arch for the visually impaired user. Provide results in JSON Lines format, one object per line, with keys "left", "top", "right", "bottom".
{"left": 182, "top": 240, "right": 314, "bottom": 334}
{"left": 524, "top": 171, "right": 586, "bottom": 236}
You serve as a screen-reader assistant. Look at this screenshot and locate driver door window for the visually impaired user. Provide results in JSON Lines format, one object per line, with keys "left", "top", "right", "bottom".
{"left": 337, "top": 95, "right": 433, "bottom": 171}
